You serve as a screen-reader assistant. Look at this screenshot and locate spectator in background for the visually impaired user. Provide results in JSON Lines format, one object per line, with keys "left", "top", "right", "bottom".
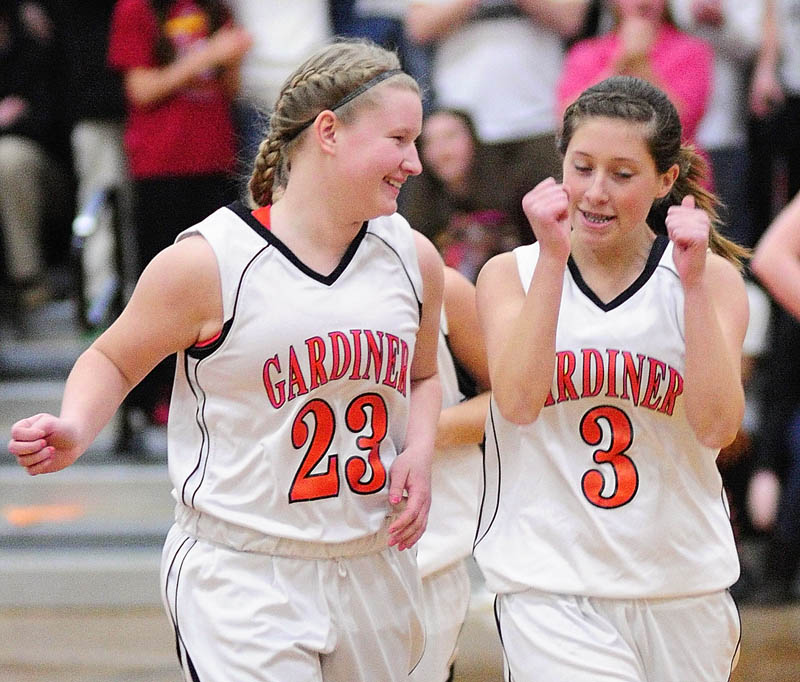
{"left": 0, "top": 0, "right": 72, "bottom": 324}
{"left": 48, "top": 0, "right": 133, "bottom": 308}
{"left": 108, "top": 0, "right": 251, "bottom": 441}
{"left": 400, "top": 108, "right": 524, "bottom": 281}
{"left": 747, "top": 189, "right": 800, "bottom": 605}
{"left": 557, "top": 0, "right": 713, "bottom": 168}
{"left": 331, "top": 0, "right": 433, "bottom": 113}
{"left": 745, "top": 0, "right": 800, "bottom": 605}
{"left": 228, "top": 0, "right": 331, "bottom": 180}
{"left": 669, "top": 0, "right": 762, "bottom": 249}
{"left": 716, "top": 278, "right": 771, "bottom": 601}
{"left": 749, "top": 0, "right": 800, "bottom": 201}
{"left": 406, "top": 0, "right": 589, "bottom": 213}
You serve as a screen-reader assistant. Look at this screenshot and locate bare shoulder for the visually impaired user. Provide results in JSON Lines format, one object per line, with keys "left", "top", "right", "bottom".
{"left": 705, "top": 252, "right": 749, "bottom": 331}
{"left": 413, "top": 230, "right": 445, "bottom": 293}
{"left": 413, "top": 229, "right": 443, "bottom": 269}
{"left": 122, "top": 234, "right": 223, "bottom": 348}
{"left": 476, "top": 251, "right": 520, "bottom": 296}
{"left": 706, "top": 252, "right": 747, "bottom": 299}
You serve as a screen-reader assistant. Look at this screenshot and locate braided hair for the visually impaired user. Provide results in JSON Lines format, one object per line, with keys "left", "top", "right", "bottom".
{"left": 247, "top": 38, "right": 419, "bottom": 208}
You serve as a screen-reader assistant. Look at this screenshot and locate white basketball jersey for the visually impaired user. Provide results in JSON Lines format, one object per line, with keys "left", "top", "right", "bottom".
{"left": 167, "top": 202, "right": 423, "bottom": 543}
{"left": 474, "top": 237, "right": 740, "bottom": 598}
{"left": 415, "top": 313, "right": 483, "bottom": 578}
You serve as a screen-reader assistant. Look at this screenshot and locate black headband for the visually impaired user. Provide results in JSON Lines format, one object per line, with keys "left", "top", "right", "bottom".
{"left": 286, "top": 68, "right": 405, "bottom": 141}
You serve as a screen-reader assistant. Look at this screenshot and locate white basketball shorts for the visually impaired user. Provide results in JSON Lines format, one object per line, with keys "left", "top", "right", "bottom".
{"left": 495, "top": 587, "right": 740, "bottom": 682}
{"left": 161, "top": 512, "right": 425, "bottom": 682}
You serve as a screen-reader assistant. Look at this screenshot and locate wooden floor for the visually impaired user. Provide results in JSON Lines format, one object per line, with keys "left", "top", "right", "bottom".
{"left": 0, "top": 602, "right": 797, "bottom": 682}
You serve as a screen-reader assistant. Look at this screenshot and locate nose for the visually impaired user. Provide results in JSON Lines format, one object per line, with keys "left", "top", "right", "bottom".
{"left": 402, "top": 144, "right": 422, "bottom": 177}
{"left": 584, "top": 172, "right": 608, "bottom": 203}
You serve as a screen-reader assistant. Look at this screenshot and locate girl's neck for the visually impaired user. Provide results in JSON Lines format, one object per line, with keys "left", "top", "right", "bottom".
{"left": 269, "top": 189, "right": 364, "bottom": 276}
{"left": 570, "top": 227, "right": 656, "bottom": 303}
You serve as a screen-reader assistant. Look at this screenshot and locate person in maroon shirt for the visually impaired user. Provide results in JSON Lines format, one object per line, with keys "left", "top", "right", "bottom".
{"left": 108, "top": 0, "right": 250, "bottom": 445}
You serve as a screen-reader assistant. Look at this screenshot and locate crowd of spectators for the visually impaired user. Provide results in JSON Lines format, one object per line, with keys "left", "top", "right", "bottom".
{"left": 1, "top": 0, "right": 799, "bottom": 606}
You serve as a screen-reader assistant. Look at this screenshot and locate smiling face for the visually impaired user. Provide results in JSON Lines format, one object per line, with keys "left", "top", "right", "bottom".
{"left": 335, "top": 83, "right": 423, "bottom": 219}
{"left": 562, "top": 116, "right": 677, "bottom": 249}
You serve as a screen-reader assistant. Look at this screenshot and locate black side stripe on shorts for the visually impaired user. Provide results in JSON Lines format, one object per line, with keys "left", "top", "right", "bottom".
{"left": 494, "top": 595, "right": 514, "bottom": 682}
{"left": 163, "top": 535, "right": 203, "bottom": 682}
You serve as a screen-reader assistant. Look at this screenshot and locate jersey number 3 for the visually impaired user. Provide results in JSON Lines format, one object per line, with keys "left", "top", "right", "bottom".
{"left": 580, "top": 405, "right": 639, "bottom": 509}
{"left": 289, "top": 393, "right": 388, "bottom": 503}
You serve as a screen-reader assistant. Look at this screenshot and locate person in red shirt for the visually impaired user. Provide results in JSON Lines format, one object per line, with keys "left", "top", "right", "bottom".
{"left": 108, "top": 0, "right": 251, "bottom": 442}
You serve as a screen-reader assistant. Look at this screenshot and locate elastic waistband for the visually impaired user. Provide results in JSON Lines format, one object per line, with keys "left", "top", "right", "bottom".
{"left": 175, "top": 504, "right": 392, "bottom": 559}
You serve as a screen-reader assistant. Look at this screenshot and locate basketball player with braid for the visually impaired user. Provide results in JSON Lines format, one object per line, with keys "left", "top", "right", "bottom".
{"left": 8, "top": 39, "right": 444, "bottom": 682}
{"left": 475, "top": 76, "right": 750, "bottom": 681}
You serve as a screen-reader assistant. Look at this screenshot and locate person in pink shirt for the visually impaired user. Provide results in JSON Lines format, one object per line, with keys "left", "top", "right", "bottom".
{"left": 556, "top": 0, "right": 713, "bottom": 147}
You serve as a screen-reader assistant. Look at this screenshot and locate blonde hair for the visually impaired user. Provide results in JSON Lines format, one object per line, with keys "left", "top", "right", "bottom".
{"left": 559, "top": 76, "right": 750, "bottom": 269}
{"left": 248, "top": 38, "right": 419, "bottom": 208}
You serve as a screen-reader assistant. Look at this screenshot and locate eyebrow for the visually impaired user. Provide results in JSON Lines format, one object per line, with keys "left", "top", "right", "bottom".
{"left": 572, "top": 151, "right": 639, "bottom": 165}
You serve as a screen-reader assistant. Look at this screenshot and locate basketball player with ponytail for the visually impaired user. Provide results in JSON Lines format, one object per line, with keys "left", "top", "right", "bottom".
{"left": 474, "top": 75, "right": 749, "bottom": 681}
{"left": 9, "top": 39, "right": 444, "bottom": 681}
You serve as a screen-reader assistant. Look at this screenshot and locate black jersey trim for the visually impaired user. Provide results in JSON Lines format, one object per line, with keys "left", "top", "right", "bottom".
{"left": 366, "top": 231, "right": 423, "bottom": 320}
{"left": 474, "top": 401, "right": 502, "bottom": 550}
{"left": 567, "top": 235, "right": 669, "bottom": 311}
{"left": 180, "top": 352, "right": 212, "bottom": 509}
{"left": 186, "top": 242, "right": 268, "bottom": 360}
{"left": 226, "top": 200, "right": 368, "bottom": 286}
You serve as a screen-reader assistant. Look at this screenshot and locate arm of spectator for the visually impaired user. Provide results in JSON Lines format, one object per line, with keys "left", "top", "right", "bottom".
{"left": 516, "top": 0, "right": 590, "bottom": 41}
{"left": 406, "top": 0, "right": 481, "bottom": 45}
{"left": 671, "top": 0, "right": 762, "bottom": 62}
{"left": 124, "top": 26, "right": 251, "bottom": 108}
{"left": 751, "top": 190, "right": 800, "bottom": 321}
{"left": 749, "top": 0, "right": 783, "bottom": 117}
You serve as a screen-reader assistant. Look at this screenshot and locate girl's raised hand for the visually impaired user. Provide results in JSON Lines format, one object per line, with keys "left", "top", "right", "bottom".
{"left": 521, "top": 177, "right": 571, "bottom": 263}
{"left": 665, "top": 194, "right": 710, "bottom": 288}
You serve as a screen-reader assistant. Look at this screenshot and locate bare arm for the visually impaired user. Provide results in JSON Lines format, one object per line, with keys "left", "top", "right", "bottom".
{"left": 477, "top": 178, "right": 570, "bottom": 424}
{"left": 9, "top": 236, "right": 222, "bottom": 474}
{"left": 749, "top": 0, "right": 783, "bottom": 117}
{"left": 751, "top": 190, "right": 800, "bottom": 320}
{"left": 667, "top": 197, "right": 748, "bottom": 449}
{"left": 407, "top": 0, "right": 588, "bottom": 45}
{"left": 516, "top": 0, "right": 590, "bottom": 40}
{"left": 436, "top": 266, "right": 491, "bottom": 450}
{"left": 406, "top": 0, "right": 480, "bottom": 45}
{"left": 124, "top": 25, "right": 251, "bottom": 108}
{"left": 682, "top": 255, "right": 748, "bottom": 448}
{"left": 388, "top": 231, "right": 444, "bottom": 550}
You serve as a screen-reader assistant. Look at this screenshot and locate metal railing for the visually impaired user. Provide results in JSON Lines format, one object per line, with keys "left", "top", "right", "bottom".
{"left": 70, "top": 187, "right": 125, "bottom": 331}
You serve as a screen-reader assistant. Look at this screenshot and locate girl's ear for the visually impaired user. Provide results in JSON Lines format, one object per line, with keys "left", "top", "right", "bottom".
{"left": 314, "top": 110, "right": 338, "bottom": 155}
{"left": 656, "top": 162, "right": 680, "bottom": 199}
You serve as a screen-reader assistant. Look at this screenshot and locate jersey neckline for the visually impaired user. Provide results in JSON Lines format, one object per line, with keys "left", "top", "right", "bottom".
{"left": 566, "top": 235, "right": 669, "bottom": 312}
{"left": 226, "top": 200, "right": 369, "bottom": 286}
